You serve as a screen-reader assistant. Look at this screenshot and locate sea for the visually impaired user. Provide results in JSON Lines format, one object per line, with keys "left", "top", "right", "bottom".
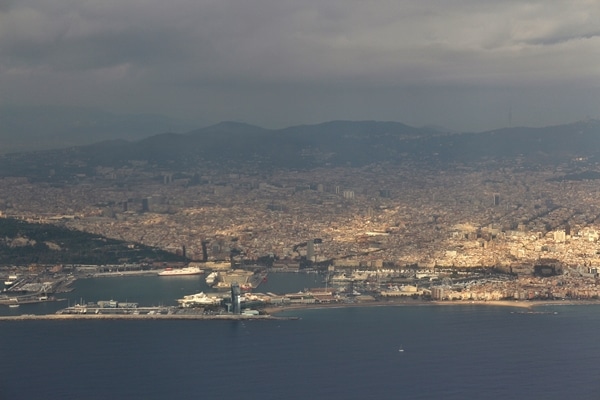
{"left": 1, "top": 273, "right": 600, "bottom": 400}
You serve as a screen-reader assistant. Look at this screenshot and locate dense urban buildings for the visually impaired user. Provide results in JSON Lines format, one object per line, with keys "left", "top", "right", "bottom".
{"left": 1, "top": 157, "right": 600, "bottom": 274}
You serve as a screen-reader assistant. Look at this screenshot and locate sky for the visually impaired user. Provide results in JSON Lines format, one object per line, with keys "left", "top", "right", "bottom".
{"left": 1, "top": 0, "right": 599, "bottom": 133}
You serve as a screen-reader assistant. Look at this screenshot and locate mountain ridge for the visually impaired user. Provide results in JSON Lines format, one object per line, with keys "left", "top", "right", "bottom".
{"left": 1, "top": 119, "right": 599, "bottom": 177}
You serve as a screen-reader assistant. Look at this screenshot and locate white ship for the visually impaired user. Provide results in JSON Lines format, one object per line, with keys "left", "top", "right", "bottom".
{"left": 177, "top": 292, "right": 222, "bottom": 307}
{"left": 4, "top": 275, "right": 17, "bottom": 286}
{"left": 158, "top": 266, "right": 203, "bottom": 276}
{"left": 205, "top": 271, "right": 218, "bottom": 285}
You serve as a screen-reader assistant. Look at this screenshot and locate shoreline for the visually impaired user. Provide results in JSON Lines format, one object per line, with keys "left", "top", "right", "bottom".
{"left": 263, "top": 298, "right": 600, "bottom": 315}
{"left": 0, "top": 300, "right": 600, "bottom": 322}
{"left": 2, "top": 298, "right": 598, "bottom": 321}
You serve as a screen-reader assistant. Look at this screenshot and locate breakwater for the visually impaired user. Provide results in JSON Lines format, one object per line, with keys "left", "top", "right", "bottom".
{"left": 0, "top": 313, "right": 297, "bottom": 321}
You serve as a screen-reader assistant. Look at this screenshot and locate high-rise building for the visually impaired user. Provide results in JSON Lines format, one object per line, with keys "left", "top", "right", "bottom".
{"left": 231, "top": 283, "right": 241, "bottom": 314}
{"left": 553, "top": 230, "right": 566, "bottom": 243}
{"left": 142, "top": 198, "right": 150, "bottom": 212}
{"left": 366, "top": 207, "right": 374, "bottom": 218}
{"left": 306, "top": 240, "right": 314, "bottom": 262}
{"left": 201, "top": 240, "right": 209, "bottom": 262}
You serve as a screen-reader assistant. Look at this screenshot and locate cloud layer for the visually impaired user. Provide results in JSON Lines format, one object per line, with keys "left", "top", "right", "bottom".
{"left": 1, "top": 0, "right": 599, "bottom": 131}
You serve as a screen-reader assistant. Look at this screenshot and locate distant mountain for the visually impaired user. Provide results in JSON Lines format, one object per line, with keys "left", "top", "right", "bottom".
{"left": 0, "top": 217, "right": 186, "bottom": 265}
{"left": 188, "top": 121, "right": 272, "bottom": 136}
{"left": 107, "top": 120, "right": 437, "bottom": 168}
{"left": 0, "top": 105, "right": 198, "bottom": 154}
{"left": 89, "top": 119, "right": 600, "bottom": 167}
{"left": 429, "top": 119, "right": 600, "bottom": 162}
{"left": 1, "top": 119, "right": 600, "bottom": 178}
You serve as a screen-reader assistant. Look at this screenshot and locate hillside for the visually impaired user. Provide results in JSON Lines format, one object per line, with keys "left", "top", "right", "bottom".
{"left": 0, "top": 218, "right": 186, "bottom": 265}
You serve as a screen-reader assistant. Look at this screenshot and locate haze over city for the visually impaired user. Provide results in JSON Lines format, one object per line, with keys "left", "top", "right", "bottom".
{"left": 2, "top": 3, "right": 600, "bottom": 398}
{"left": 1, "top": 0, "right": 599, "bottom": 142}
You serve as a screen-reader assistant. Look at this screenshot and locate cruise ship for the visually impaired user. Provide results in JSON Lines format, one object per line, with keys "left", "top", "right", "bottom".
{"left": 158, "top": 266, "right": 203, "bottom": 276}
{"left": 177, "top": 292, "right": 222, "bottom": 307}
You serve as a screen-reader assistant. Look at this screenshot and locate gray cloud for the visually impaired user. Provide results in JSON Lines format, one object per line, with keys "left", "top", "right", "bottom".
{"left": 0, "top": 0, "right": 599, "bottom": 132}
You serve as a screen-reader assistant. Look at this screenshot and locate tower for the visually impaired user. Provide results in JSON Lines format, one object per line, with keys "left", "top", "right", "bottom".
{"left": 306, "top": 240, "right": 314, "bottom": 262}
{"left": 142, "top": 197, "right": 150, "bottom": 212}
{"left": 201, "top": 240, "right": 209, "bottom": 262}
{"left": 231, "top": 283, "right": 241, "bottom": 314}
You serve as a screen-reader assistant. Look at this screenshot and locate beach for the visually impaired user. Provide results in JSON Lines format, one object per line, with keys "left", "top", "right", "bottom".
{"left": 262, "top": 298, "right": 597, "bottom": 315}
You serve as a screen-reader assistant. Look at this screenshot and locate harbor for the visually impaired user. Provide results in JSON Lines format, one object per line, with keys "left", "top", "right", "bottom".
{"left": 2, "top": 267, "right": 588, "bottom": 321}
{"left": 0, "top": 270, "right": 315, "bottom": 316}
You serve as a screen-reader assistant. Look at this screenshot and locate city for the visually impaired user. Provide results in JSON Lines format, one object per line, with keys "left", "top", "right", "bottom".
{"left": 2, "top": 152, "right": 600, "bottom": 310}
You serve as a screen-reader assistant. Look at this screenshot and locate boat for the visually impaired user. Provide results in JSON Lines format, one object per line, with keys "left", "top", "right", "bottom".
{"left": 205, "top": 271, "right": 218, "bottom": 285}
{"left": 9, "top": 304, "right": 19, "bottom": 308}
{"left": 4, "top": 275, "right": 18, "bottom": 286}
{"left": 398, "top": 345, "right": 404, "bottom": 352}
{"left": 214, "top": 281, "right": 231, "bottom": 290}
{"left": 158, "top": 266, "right": 203, "bottom": 276}
{"left": 177, "top": 292, "right": 222, "bottom": 307}
{"left": 240, "top": 283, "right": 253, "bottom": 291}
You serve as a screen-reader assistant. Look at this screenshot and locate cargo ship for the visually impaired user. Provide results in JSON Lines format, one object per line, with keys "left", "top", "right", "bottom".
{"left": 158, "top": 266, "right": 203, "bottom": 276}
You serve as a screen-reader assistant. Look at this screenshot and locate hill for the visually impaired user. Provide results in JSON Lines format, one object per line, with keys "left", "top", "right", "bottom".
{"left": 0, "top": 218, "right": 186, "bottom": 265}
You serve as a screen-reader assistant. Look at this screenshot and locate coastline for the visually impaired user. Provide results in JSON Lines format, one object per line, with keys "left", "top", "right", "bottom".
{"left": 263, "top": 298, "right": 600, "bottom": 315}
{"left": 2, "top": 298, "right": 598, "bottom": 321}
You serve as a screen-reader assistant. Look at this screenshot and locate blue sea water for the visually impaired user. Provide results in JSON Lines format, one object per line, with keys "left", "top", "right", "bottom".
{"left": 1, "top": 304, "right": 600, "bottom": 400}
{"left": 2, "top": 274, "right": 600, "bottom": 399}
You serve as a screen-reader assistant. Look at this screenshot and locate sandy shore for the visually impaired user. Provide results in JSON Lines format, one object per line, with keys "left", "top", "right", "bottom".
{"left": 262, "top": 298, "right": 599, "bottom": 315}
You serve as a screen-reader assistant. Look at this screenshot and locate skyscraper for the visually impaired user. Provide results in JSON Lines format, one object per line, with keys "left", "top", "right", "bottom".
{"left": 493, "top": 193, "right": 500, "bottom": 206}
{"left": 231, "top": 283, "right": 241, "bottom": 314}
{"left": 306, "top": 240, "right": 314, "bottom": 262}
